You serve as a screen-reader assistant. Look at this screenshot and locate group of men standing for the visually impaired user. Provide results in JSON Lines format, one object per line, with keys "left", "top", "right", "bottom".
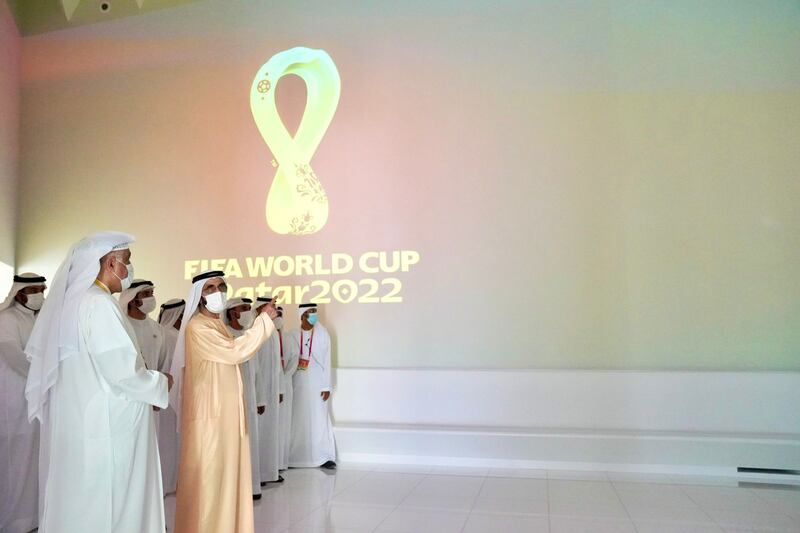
{"left": 0, "top": 231, "right": 337, "bottom": 533}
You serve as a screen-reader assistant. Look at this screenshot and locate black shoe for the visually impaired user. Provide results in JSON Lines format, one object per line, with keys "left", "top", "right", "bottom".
{"left": 320, "top": 461, "right": 337, "bottom": 470}
{"left": 260, "top": 481, "right": 267, "bottom": 487}
{"left": 253, "top": 494, "right": 262, "bottom": 501}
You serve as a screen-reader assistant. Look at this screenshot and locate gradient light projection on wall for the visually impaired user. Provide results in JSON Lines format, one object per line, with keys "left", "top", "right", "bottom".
{"left": 250, "top": 47, "right": 340, "bottom": 236}
{"left": 15, "top": 1, "right": 800, "bottom": 370}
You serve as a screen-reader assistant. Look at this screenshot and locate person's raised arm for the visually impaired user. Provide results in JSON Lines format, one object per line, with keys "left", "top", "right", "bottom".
{"left": 188, "top": 314, "right": 274, "bottom": 366}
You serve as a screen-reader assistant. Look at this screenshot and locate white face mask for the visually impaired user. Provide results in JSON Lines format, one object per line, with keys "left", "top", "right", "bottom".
{"left": 113, "top": 262, "right": 134, "bottom": 291}
{"left": 139, "top": 296, "right": 156, "bottom": 315}
{"left": 237, "top": 309, "right": 255, "bottom": 329}
{"left": 204, "top": 291, "right": 227, "bottom": 314}
{"left": 272, "top": 316, "right": 284, "bottom": 330}
{"left": 23, "top": 292, "right": 45, "bottom": 311}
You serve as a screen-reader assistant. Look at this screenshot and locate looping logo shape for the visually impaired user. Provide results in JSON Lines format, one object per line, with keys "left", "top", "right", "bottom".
{"left": 250, "top": 47, "right": 341, "bottom": 235}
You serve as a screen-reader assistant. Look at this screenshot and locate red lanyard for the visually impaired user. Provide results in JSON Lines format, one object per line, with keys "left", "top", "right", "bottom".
{"left": 299, "top": 328, "right": 315, "bottom": 356}
{"left": 298, "top": 328, "right": 314, "bottom": 370}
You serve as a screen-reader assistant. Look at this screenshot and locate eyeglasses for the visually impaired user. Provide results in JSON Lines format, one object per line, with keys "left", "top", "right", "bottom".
{"left": 202, "top": 282, "right": 228, "bottom": 296}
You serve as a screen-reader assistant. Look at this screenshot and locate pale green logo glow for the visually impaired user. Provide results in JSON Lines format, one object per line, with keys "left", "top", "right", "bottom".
{"left": 250, "top": 47, "right": 341, "bottom": 235}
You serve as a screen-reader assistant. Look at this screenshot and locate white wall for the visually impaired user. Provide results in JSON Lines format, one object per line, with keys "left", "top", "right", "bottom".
{"left": 0, "top": 0, "right": 19, "bottom": 290}
{"left": 6, "top": 0, "right": 797, "bottom": 477}
{"left": 332, "top": 369, "right": 800, "bottom": 474}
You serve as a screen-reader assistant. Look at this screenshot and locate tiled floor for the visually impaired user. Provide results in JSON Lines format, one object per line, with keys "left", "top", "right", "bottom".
{"left": 163, "top": 464, "right": 800, "bottom": 532}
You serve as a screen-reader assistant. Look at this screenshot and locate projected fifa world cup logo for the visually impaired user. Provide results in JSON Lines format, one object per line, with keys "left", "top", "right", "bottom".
{"left": 250, "top": 47, "right": 341, "bottom": 235}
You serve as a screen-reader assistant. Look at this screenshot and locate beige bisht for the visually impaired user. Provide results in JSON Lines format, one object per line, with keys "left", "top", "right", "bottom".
{"left": 172, "top": 271, "right": 274, "bottom": 533}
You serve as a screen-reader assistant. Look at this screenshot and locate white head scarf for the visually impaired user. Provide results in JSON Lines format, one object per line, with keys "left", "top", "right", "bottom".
{"left": 118, "top": 279, "right": 154, "bottom": 315}
{"left": 158, "top": 298, "right": 185, "bottom": 328}
{"left": 222, "top": 297, "right": 252, "bottom": 327}
{"left": 25, "top": 231, "right": 133, "bottom": 423}
{"left": 0, "top": 273, "right": 47, "bottom": 313}
{"left": 298, "top": 302, "right": 318, "bottom": 319}
{"left": 168, "top": 269, "right": 226, "bottom": 428}
{"left": 253, "top": 296, "right": 272, "bottom": 311}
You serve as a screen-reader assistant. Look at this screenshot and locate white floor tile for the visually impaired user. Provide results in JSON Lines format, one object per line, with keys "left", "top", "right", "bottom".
{"left": 252, "top": 524, "right": 289, "bottom": 533}
{"left": 549, "top": 480, "right": 622, "bottom": 506}
{"left": 398, "top": 492, "right": 477, "bottom": 511}
{"left": 331, "top": 472, "right": 424, "bottom": 506}
{"left": 164, "top": 463, "right": 800, "bottom": 533}
{"left": 282, "top": 473, "right": 336, "bottom": 490}
{"left": 462, "top": 511, "right": 550, "bottom": 533}
{"left": 472, "top": 496, "right": 548, "bottom": 515}
{"left": 751, "top": 486, "right": 800, "bottom": 517}
{"left": 283, "top": 486, "right": 334, "bottom": 507}
{"left": 614, "top": 482, "right": 700, "bottom": 508}
{"left": 287, "top": 526, "right": 373, "bottom": 533}
{"left": 331, "top": 489, "right": 407, "bottom": 507}
{"left": 291, "top": 502, "right": 395, "bottom": 532}
{"left": 399, "top": 475, "right": 483, "bottom": 510}
{"left": 633, "top": 522, "right": 725, "bottom": 533}
{"left": 704, "top": 507, "right": 800, "bottom": 531}
{"left": 253, "top": 498, "right": 318, "bottom": 527}
{"left": 408, "top": 474, "right": 485, "bottom": 495}
{"left": 479, "top": 477, "right": 548, "bottom": 501}
{"left": 330, "top": 470, "right": 371, "bottom": 495}
{"left": 549, "top": 516, "right": 636, "bottom": 533}
{"left": 374, "top": 507, "right": 469, "bottom": 533}
{"left": 622, "top": 503, "right": 714, "bottom": 524}
{"left": 549, "top": 498, "right": 629, "bottom": 519}
{"left": 681, "top": 485, "right": 780, "bottom": 513}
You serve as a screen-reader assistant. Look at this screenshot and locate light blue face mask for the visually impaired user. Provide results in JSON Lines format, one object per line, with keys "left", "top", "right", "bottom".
{"left": 307, "top": 312, "right": 318, "bottom": 325}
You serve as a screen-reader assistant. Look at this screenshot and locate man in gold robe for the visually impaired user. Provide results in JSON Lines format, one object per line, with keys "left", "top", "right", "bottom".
{"left": 171, "top": 270, "right": 277, "bottom": 533}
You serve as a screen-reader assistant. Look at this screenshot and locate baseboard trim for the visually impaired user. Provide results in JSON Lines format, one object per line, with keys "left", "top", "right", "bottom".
{"left": 333, "top": 424, "right": 800, "bottom": 477}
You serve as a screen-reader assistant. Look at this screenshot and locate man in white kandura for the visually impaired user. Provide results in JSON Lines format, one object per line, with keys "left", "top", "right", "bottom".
{"left": 157, "top": 298, "right": 185, "bottom": 495}
{"left": 119, "top": 279, "right": 176, "bottom": 497}
{"left": 279, "top": 305, "right": 295, "bottom": 471}
{"left": 25, "top": 231, "right": 172, "bottom": 533}
{"left": 0, "top": 273, "right": 46, "bottom": 533}
{"left": 253, "top": 297, "right": 284, "bottom": 485}
{"left": 120, "top": 279, "right": 167, "bottom": 378}
{"left": 159, "top": 299, "right": 185, "bottom": 355}
{"left": 224, "top": 297, "right": 264, "bottom": 500}
{"left": 289, "top": 303, "right": 336, "bottom": 469}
